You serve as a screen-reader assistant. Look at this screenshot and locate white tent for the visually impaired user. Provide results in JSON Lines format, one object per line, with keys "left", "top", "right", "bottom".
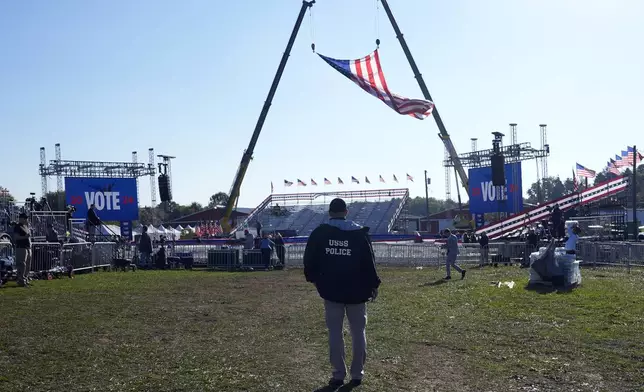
{"left": 185, "top": 225, "right": 195, "bottom": 232}
{"left": 99, "top": 224, "right": 121, "bottom": 236}
{"left": 170, "top": 227, "right": 182, "bottom": 240}
{"left": 146, "top": 224, "right": 157, "bottom": 234}
{"left": 175, "top": 224, "right": 184, "bottom": 231}
{"left": 157, "top": 225, "right": 168, "bottom": 234}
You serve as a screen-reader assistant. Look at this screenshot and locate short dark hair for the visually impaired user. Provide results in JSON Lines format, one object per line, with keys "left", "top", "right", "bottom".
{"left": 329, "top": 198, "right": 347, "bottom": 214}
{"left": 18, "top": 212, "right": 28, "bottom": 219}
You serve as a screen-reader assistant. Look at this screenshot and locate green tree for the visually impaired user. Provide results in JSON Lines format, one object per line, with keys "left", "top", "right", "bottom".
{"left": 406, "top": 196, "right": 457, "bottom": 217}
{"left": 44, "top": 191, "right": 66, "bottom": 210}
{"left": 208, "top": 192, "right": 229, "bottom": 208}
{"left": 526, "top": 176, "right": 568, "bottom": 204}
{"left": 0, "top": 186, "right": 15, "bottom": 204}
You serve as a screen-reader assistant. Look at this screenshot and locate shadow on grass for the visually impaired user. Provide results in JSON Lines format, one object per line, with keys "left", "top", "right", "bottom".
{"left": 421, "top": 279, "right": 449, "bottom": 287}
{"left": 314, "top": 385, "right": 358, "bottom": 392}
{"left": 524, "top": 283, "right": 577, "bottom": 295}
{"left": 313, "top": 386, "right": 339, "bottom": 392}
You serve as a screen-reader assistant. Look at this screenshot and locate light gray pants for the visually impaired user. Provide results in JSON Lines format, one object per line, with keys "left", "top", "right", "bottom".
{"left": 324, "top": 300, "right": 367, "bottom": 381}
{"left": 446, "top": 253, "right": 463, "bottom": 276}
{"left": 15, "top": 248, "right": 32, "bottom": 285}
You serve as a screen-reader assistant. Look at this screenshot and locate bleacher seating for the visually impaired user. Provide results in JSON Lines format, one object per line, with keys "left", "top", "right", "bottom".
{"left": 255, "top": 199, "right": 404, "bottom": 236}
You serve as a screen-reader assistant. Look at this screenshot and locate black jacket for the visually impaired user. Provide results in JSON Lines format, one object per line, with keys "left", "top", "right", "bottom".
{"left": 304, "top": 219, "right": 381, "bottom": 304}
{"left": 139, "top": 233, "right": 153, "bottom": 253}
{"left": 87, "top": 208, "right": 100, "bottom": 226}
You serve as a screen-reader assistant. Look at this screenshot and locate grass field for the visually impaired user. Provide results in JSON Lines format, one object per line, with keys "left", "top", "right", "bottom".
{"left": 1, "top": 266, "right": 643, "bottom": 392}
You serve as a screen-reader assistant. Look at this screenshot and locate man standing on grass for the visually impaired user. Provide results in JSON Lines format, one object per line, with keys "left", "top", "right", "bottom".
{"left": 304, "top": 198, "right": 381, "bottom": 389}
{"left": 13, "top": 213, "right": 32, "bottom": 287}
{"left": 444, "top": 228, "right": 466, "bottom": 280}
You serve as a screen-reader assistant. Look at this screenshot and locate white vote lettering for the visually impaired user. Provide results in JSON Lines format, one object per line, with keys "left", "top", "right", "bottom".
{"left": 481, "top": 182, "right": 508, "bottom": 202}
{"left": 84, "top": 191, "right": 122, "bottom": 211}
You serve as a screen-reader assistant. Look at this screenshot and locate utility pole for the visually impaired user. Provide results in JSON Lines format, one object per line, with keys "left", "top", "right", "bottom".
{"left": 633, "top": 145, "right": 638, "bottom": 240}
{"left": 424, "top": 170, "right": 430, "bottom": 230}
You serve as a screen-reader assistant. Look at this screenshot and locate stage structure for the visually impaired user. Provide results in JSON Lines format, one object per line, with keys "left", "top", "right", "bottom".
{"left": 444, "top": 123, "right": 550, "bottom": 205}
{"left": 39, "top": 144, "right": 159, "bottom": 206}
{"left": 236, "top": 188, "right": 411, "bottom": 236}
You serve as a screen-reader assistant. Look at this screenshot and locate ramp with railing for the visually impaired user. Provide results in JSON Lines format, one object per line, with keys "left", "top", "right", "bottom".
{"left": 475, "top": 176, "right": 630, "bottom": 240}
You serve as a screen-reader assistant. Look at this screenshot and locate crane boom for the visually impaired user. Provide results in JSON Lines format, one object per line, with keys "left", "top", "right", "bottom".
{"left": 221, "top": 1, "right": 315, "bottom": 234}
{"left": 379, "top": 0, "right": 469, "bottom": 195}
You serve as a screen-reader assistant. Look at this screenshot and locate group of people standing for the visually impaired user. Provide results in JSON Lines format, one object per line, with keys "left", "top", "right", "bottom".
{"left": 243, "top": 228, "right": 285, "bottom": 269}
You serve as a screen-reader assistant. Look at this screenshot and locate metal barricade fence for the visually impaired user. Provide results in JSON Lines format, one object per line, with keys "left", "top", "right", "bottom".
{"left": 14, "top": 240, "right": 643, "bottom": 274}
{"left": 31, "top": 242, "right": 63, "bottom": 272}
{"left": 284, "top": 243, "right": 442, "bottom": 267}
{"left": 284, "top": 240, "right": 644, "bottom": 269}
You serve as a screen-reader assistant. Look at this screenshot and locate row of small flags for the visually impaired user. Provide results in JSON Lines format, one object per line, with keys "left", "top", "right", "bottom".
{"left": 572, "top": 146, "right": 642, "bottom": 191}
{"left": 271, "top": 174, "right": 418, "bottom": 193}
{"left": 606, "top": 146, "right": 642, "bottom": 175}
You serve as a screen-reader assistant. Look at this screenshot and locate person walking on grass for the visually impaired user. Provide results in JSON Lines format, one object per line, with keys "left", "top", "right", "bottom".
{"left": 444, "top": 228, "right": 466, "bottom": 280}
{"left": 304, "top": 198, "right": 381, "bottom": 389}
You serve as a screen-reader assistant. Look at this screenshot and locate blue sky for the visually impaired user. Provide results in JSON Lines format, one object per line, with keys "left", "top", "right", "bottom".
{"left": 1, "top": 0, "right": 643, "bottom": 208}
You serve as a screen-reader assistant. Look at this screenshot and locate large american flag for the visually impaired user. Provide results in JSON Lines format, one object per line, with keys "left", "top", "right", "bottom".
{"left": 576, "top": 163, "right": 596, "bottom": 178}
{"left": 318, "top": 50, "right": 434, "bottom": 119}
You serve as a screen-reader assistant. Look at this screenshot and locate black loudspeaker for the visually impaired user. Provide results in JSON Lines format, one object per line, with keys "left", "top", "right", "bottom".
{"left": 158, "top": 174, "right": 172, "bottom": 202}
{"left": 491, "top": 154, "right": 505, "bottom": 186}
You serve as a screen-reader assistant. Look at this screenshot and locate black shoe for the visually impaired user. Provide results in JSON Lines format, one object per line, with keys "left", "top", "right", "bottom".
{"left": 461, "top": 270, "right": 466, "bottom": 280}
{"left": 328, "top": 379, "right": 344, "bottom": 388}
{"left": 350, "top": 379, "right": 362, "bottom": 386}
{"left": 443, "top": 276, "right": 451, "bottom": 280}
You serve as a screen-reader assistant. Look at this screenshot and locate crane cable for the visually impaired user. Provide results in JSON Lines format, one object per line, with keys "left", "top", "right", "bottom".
{"left": 375, "top": 0, "right": 381, "bottom": 47}
{"left": 310, "top": 5, "right": 316, "bottom": 52}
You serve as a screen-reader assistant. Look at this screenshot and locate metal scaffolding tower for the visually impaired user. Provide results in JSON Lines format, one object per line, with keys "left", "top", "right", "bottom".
{"left": 148, "top": 148, "right": 157, "bottom": 207}
{"left": 539, "top": 124, "right": 549, "bottom": 179}
{"left": 509, "top": 123, "right": 517, "bottom": 146}
{"left": 443, "top": 141, "right": 549, "bottom": 168}
{"left": 55, "top": 143, "right": 63, "bottom": 193}
{"left": 39, "top": 147, "right": 48, "bottom": 197}
{"left": 444, "top": 146, "right": 452, "bottom": 201}
{"left": 471, "top": 138, "right": 477, "bottom": 152}
{"left": 39, "top": 144, "right": 158, "bottom": 206}
{"left": 132, "top": 151, "right": 139, "bottom": 204}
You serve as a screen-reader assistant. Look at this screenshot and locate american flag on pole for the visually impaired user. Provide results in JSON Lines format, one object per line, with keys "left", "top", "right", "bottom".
{"left": 284, "top": 179, "right": 293, "bottom": 187}
{"left": 310, "top": 179, "right": 318, "bottom": 186}
{"left": 365, "top": 176, "right": 371, "bottom": 184}
{"left": 393, "top": 174, "right": 398, "bottom": 183}
{"left": 615, "top": 153, "right": 627, "bottom": 168}
{"left": 572, "top": 168, "right": 578, "bottom": 192}
{"left": 379, "top": 175, "right": 385, "bottom": 183}
{"left": 318, "top": 50, "right": 434, "bottom": 120}
{"left": 406, "top": 173, "right": 414, "bottom": 182}
{"left": 607, "top": 159, "right": 621, "bottom": 175}
{"left": 324, "top": 178, "right": 332, "bottom": 185}
{"left": 576, "top": 163, "right": 596, "bottom": 178}
{"left": 297, "top": 179, "right": 306, "bottom": 186}
{"left": 625, "top": 146, "right": 642, "bottom": 165}
{"left": 338, "top": 177, "right": 344, "bottom": 185}
{"left": 351, "top": 176, "right": 360, "bottom": 184}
